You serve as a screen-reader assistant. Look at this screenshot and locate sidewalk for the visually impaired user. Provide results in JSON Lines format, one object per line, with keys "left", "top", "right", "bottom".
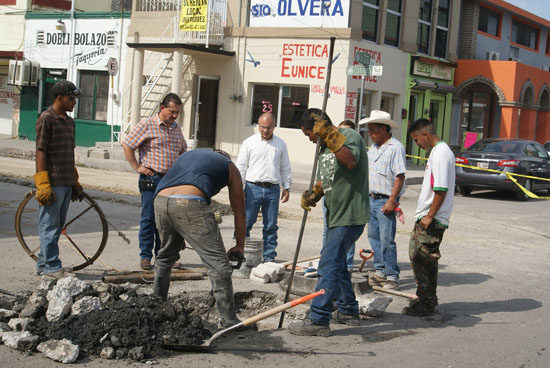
{"left": 0, "top": 135, "right": 425, "bottom": 221}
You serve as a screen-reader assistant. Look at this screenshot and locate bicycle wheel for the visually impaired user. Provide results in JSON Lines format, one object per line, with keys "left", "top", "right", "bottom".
{"left": 14, "top": 190, "right": 109, "bottom": 271}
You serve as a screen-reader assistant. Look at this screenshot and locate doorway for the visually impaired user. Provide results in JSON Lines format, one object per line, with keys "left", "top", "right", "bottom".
{"left": 192, "top": 76, "right": 219, "bottom": 148}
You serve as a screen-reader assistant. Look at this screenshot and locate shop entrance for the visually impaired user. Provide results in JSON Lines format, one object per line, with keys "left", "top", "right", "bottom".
{"left": 192, "top": 76, "right": 219, "bottom": 148}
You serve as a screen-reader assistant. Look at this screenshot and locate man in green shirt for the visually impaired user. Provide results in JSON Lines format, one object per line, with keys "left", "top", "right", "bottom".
{"left": 288, "top": 108, "right": 369, "bottom": 337}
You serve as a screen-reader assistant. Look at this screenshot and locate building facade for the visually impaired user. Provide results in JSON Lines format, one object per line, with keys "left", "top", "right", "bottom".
{"left": 124, "top": 0, "right": 463, "bottom": 164}
{"left": 455, "top": 0, "right": 550, "bottom": 148}
{"left": 18, "top": 10, "right": 131, "bottom": 146}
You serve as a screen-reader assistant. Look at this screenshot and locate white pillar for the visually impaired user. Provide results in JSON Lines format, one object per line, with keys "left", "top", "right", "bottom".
{"left": 130, "top": 48, "right": 144, "bottom": 129}
{"left": 171, "top": 49, "right": 183, "bottom": 95}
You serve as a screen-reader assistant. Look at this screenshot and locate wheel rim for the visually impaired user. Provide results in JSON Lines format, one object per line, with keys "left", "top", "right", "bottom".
{"left": 14, "top": 190, "right": 109, "bottom": 271}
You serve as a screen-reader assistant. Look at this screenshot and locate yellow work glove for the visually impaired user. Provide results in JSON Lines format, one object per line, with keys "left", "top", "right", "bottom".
{"left": 34, "top": 171, "right": 55, "bottom": 206}
{"left": 312, "top": 114, "right": 346, "bottom": 153}
{"left": 72, "top": 167, "right": 84, "bottom": 202}
{"left": 300, "top": 182, "right": 324, "bottom": 211}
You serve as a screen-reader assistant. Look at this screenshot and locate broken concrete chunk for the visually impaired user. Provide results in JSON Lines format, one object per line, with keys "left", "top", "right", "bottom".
{"left": 55, "top": 277, "right": 90, "bottom": 298}
{"left": 46, "top": 288, "right": 73, "bottom": 322}
{"left": 358, "top": 295, "right": 393, "bottom": 317}
{"left": 2, "top": 331, "right": 32, "bottom": 349}
{"left": 38, "top": 278, "right": 56, "bottom": 291}
{"left": 0, "top": 309, "right": 17, "bottom": 320}
{"left": 0, "top": 322, "right": 10, "bottom": 332}
{"left": 100, "top": 346, "right": 115, "bottom": 359}
{"left": 18, "top": 335, "right": 40, "bottom": 351}
{"left": 8, "top": 317, "right": 31, "bottom": 331}
{"left": 20, "top": 292, "right": 47, "bottom": 318}
{"left": 128, "top": 346, "right": 145, "bottom": 361}
{"left": 71, "top": 296, "right": 102, "bottom": 316}
{"left": 37, "top": 338, "right": 80, "bottom": 364}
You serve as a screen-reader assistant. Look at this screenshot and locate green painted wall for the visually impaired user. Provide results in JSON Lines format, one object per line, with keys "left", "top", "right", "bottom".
{"left": 18, "top": 87, "right": 120, "bottom": 147}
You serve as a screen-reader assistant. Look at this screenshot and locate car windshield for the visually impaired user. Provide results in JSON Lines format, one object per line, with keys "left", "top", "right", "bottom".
{"left": 468, "top": 141, "right": 520, "bottom": 153}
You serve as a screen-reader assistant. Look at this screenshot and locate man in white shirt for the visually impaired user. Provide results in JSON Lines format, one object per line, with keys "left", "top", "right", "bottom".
{"left": 359, "top": 110, "right": 406, "bottom": 291}
{"left": 403, "top": 118, "right": 455, "bottom": 316}
{"left": 236, "top": 113, "right": 292, "bottom": 262}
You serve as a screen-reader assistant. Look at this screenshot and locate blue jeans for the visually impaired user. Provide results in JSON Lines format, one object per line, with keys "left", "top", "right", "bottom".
{"left": 367, "top": 197, "right": 400, "bottom": 281}
{"left": 322, "top": 197, "right": 355, "bottom": 270}
{"left": 309, "top": 224, "right": 365, "bottom": 326}
{"left": 244, "top": 182, "right": 280, "bottom": 262}
{"left": 37, "top": 185, "right": 72, "bottom": 273}
{"left": 139, "top": 173, "right": 163, "bottom": 260}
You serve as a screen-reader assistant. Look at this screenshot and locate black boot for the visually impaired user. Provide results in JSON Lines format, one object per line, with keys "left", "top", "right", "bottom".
{"left": 210, "top": 276, "right": 239, "bottom": 327}
{"left": 153, "top": 265, "right": 172, "bottom": 301}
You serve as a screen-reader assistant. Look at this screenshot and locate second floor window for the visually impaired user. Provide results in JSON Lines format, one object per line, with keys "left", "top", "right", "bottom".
{"left": 417, "top": 0, "right": 432, "bottom": 54}
{"left": 435, "top": 0, "right": 450, "bottom": 58}
{"left": 478, "top": 6, "right": 500, "bottom": 37}
{"left": 362, "top": 0, "right": 379, "bottom": 42}
{"left": 512, "top": 19, "right": 539, "bottom": 50}
{"left": 385, "top": 0, "right": 402, "bottom": 47}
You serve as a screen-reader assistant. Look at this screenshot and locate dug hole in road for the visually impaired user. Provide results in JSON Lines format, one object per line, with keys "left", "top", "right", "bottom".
{"left": 1, "top": 170, "right": 549, "bottom": 368}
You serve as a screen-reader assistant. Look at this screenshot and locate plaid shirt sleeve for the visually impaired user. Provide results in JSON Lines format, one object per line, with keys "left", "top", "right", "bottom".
{"left": 35, "top": 112, "right": 52, "bottom": 151}
{"left": 123, "top": 120, "right": 149, "bottom": 150}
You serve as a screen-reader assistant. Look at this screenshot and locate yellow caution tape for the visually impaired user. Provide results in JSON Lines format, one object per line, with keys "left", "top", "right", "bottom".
{"left": 406, "top": 154, "right": 550, "bottom": 200}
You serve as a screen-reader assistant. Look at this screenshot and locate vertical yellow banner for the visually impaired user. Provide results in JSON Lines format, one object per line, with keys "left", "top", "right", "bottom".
{"left": 179, "top": 0, "right": 209, "bottom": 31}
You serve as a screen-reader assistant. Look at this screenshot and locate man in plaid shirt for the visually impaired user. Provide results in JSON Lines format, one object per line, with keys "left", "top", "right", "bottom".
{"left": 123, "top": 93, "right": 187, "bottom": 270}
{"left": 360, "top": 110, "right": 406, "bottom": 290}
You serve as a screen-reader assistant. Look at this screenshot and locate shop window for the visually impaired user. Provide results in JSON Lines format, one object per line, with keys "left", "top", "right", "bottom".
{"left": 78, "top": 70, "right": 109, "bottom": 121}
{"left": 362, "top": 0, "right": 379, "bottom": 42}
{"left": 434, "top": 0, "right": 449, "bottom": 58}
{"left": 512, "top": 19, "right": 539, "bottom": 50}
{"left": 250, "top": 84, "right": 309, "bottom": 129}
{"left": 417, "top": 0, "right": 432, "bottom": 54}
{"left": 385, "top": 0, "right": 401, "bottom": 47}
{"left": 478, "top": 6, "right": 500, "bottom": 37}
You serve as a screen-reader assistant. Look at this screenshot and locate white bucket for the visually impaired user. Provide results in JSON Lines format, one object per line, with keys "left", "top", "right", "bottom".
{"left": 232, "top": 238, "right": 263, "bottom": 279}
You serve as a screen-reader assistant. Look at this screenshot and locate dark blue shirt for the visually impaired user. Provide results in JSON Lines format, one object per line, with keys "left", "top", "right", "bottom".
{"left": 154, "top": 149, "right": 230, "bottom": 203}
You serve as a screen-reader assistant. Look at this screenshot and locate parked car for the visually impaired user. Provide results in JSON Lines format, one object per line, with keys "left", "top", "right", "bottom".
{"left": 544, "top": 141, "right": 550, "bottom": 156}
{"left": 455, "top": 138, "right": 550, "bottom": 201}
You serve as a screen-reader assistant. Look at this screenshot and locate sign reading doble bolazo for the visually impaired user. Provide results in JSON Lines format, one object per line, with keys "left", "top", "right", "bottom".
{"left": 249, "top": 0, "right": 350, "bottom": 27}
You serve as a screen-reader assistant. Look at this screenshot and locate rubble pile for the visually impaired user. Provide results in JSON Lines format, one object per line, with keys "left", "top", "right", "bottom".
{"left": 0, "top": 277, "right": 211, "bottom": 362}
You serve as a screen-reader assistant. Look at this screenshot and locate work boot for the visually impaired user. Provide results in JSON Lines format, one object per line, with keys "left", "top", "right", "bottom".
{"left": 368, "top": 272, "right": 386, "bottom": 287}
{"left": 153, "top": 265, "right": 172, "bottom": 301}
{"left": 383, "top": 280, "right": 400, "bottom": 290}
{"left": 211, "top": 276, "right": 240, "bottom": 327}
{"left": 401, "top": 300, "right": 435, "bottom": 316}
{"left": 140, "top": 258, "right": 153, "bottom": 270}
{"left": 332, "top": 310, "right": 360, "bottom": 326}
{"left": 288, "top": 318, "right": 330, "bottom": 337}
{"left": 43, "top": 268, "right": 73, "bottom": 279}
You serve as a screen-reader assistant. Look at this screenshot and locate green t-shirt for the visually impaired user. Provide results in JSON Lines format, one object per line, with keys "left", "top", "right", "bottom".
{"left": 317, "top": 128, "right": 369, "bottom": 228}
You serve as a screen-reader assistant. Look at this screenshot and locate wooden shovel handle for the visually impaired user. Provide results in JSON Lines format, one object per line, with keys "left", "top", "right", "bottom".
{"left": 243, "top": 289, "right": 325, "bottom": 326}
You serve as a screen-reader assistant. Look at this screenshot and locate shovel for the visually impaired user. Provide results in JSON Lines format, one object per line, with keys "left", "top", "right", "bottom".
{"left": 164, "top": 288, "right": 325, "bottom": 353}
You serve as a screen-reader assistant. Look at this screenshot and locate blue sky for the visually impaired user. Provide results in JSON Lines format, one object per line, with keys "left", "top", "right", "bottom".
{"left": 505, "top": 0, "right": 550, "bottom": 21}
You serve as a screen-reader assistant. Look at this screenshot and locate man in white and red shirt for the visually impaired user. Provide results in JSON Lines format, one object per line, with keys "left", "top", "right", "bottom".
{"left": 404, "top": 118, "right": 455, "bottom": 316}
{"left": 123, "top": 93, "right": 187, "bottom": 270}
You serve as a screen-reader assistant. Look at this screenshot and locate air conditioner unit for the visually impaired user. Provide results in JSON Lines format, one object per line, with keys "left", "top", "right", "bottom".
{"left": 7, "top": 60, "right": 40, "bottom": 86}
{"left": 486, "top": 50, "right": 500, "bottom": 60}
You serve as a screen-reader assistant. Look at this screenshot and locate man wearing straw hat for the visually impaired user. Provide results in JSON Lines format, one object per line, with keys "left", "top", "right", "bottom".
{"left": 359, "top": 110, "right": 406, "bottom": 291}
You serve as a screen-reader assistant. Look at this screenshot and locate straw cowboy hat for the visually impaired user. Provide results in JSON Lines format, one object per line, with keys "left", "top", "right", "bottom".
{"left": 359, "top": 110, "right": 400, "bottom": 129}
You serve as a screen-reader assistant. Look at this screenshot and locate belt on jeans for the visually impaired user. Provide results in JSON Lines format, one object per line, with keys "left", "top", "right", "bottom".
{"left": 248, "top": 181, "right": 276, "bottom": 187}
{"left": 370, "top": 193, "right": 389, "bottom": 199}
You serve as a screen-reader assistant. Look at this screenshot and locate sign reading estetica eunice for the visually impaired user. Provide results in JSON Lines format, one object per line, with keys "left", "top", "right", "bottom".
{"left": 249, "top": 0, "right": 350, "bottom": 27}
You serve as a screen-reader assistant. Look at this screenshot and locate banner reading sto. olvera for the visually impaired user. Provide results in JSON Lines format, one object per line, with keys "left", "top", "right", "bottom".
{"left": 179, "top": 0, "right": 209, "bottom": 31}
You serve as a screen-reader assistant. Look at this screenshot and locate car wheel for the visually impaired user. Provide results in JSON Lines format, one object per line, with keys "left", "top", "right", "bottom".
{"left": 515, "top": 178, "right": 531, "bottom": 201}
{"left": 457, "top": 185, "right": 472, "bottom": 196}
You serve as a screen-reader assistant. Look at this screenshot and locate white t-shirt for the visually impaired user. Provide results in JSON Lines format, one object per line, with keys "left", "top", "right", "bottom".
{"left": 415, "top": 141, "right": 455, "bottom": 226}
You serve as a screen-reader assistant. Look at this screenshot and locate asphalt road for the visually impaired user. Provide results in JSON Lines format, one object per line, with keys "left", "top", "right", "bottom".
{"left": 1, "top": 159, "right": 549, "bottom": 367}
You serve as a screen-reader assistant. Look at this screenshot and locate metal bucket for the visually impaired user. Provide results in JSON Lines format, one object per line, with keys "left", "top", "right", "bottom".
{"left": 232, "top": 237, "right": 263, "bottom": 279}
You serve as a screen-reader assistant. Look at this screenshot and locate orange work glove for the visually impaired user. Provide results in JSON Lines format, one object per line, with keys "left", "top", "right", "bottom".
{"left": 312, "top": 114, "right": 346, "bottom": 153}
{"left": 72, "top": 167, "right": 84, "bottom": 202}
{"left": 300, "top": 182, "right": 324, "bottom": 211}
{"left": 34, "top": 171, "right": 55, "bottom": 206}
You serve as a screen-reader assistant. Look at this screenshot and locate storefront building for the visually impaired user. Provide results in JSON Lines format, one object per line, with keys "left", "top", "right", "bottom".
{"left": 18, "top": 11, "right": 130, "bottom": 146}
{"left": 454, "top": 0, "right": 550, "bottom": 147}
